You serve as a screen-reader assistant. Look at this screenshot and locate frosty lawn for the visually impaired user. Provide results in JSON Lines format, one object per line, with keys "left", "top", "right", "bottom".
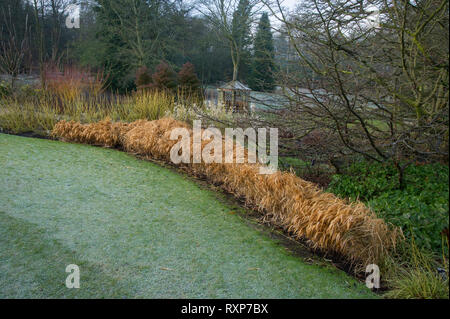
{"left": 0, "top": 133, "right": 375, "bottom": 298}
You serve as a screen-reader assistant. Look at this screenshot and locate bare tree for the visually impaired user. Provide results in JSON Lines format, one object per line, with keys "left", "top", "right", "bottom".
{"left": 197, "top": 0, "right": 262, "bottom": 81}
{"left": 49, "top": 0, "right": 66, "bottom": 64}
{"left": 0, "top": 4, "right": 29, "bottom": 90}
{"left": 31, "top": 0, "right": 46, "bottom": 85}
{"left": 252, "top": 0, "right": 449, "bottom": 188}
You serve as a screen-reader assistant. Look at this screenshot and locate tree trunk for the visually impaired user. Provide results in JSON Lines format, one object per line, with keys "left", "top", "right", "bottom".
{"left": 232, "top": 64, "right": 238, "bottom": 82}
{"left": 394, "top": 161, "right": 406, "bottom": 190}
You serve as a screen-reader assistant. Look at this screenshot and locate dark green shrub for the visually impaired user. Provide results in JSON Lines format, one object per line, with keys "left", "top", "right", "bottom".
{"left": 0, "top": 81, "right": 11, "bottom": 98}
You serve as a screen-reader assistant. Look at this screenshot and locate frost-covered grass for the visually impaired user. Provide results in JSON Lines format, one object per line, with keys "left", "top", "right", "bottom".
{"left": 0, "top": 134, "right": 375, "bottom": 298}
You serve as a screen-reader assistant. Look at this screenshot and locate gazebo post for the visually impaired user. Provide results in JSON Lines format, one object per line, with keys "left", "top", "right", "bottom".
{"left": 217, "top": 81, "right": 251, "bottom": 113}
{"left": 231, "top": 90, "right": 236, "bottom": 112}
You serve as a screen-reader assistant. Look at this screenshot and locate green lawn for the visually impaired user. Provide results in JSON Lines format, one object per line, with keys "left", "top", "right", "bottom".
{"left": 0, "top": 133, "right": 376, "bottom": 298}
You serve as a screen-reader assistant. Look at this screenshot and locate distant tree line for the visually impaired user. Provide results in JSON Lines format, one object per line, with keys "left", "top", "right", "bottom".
{"left": 0, "top": 0, "right": 278, "bottom": 93}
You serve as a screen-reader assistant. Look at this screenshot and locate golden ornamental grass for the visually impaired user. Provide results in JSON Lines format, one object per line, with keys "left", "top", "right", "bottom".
{"left": 52, "top": 117, "right": 400, "bottom": 270}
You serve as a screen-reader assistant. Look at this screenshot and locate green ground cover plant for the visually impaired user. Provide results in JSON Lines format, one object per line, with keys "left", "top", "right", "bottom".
{"left": 327, "top": 161, "right": 449, "bottom": 253}
{"left": 327, "top": 161, "right": 449, "bottom": 299}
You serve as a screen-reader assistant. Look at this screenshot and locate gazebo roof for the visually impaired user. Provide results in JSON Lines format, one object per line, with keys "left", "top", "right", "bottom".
{"left": 218, "top": 80, "right": 251, "bottom": 91}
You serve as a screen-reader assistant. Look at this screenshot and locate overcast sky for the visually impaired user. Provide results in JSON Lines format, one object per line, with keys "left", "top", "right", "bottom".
{"left": 262, "top": 0, "right": 301, "bottom": 31}
{"left": 190, "top": 0, "right": 302, "bottom": 32}
{"left": 280, "top": 0, "right": 300, "bottom": 10}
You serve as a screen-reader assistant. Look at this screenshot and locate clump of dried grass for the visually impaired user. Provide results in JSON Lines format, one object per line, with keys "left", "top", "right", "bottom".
{"left": 52, "top": 118, "right": 146, "bottom": 147}
{"left": 52, "top": 118, "right": 401, "bottom": 270}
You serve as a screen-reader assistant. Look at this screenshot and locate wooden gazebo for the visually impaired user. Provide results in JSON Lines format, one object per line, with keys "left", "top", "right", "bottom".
{"left": 217, "top": 80, "right": 251, "bottom": 113}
